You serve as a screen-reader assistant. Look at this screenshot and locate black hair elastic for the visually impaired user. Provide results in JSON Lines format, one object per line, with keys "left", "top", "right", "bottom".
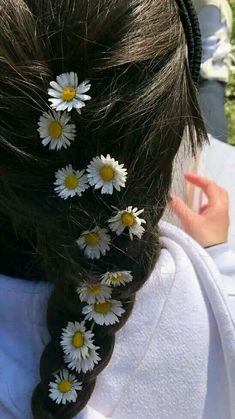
{"left": 175, "top": 0, "right": 202, "bottom": 86}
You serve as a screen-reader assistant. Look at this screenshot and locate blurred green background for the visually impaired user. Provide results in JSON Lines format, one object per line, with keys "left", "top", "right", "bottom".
{"left": 226, "top": 2, "right": 235, "bottom": 145}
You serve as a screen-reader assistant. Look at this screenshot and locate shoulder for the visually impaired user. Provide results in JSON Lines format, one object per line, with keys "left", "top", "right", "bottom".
{"left": 158, "top": 221, "right": 223, "bottom": 282}
{"left": 88, "top": 223, "right": 235, "bottom": 418}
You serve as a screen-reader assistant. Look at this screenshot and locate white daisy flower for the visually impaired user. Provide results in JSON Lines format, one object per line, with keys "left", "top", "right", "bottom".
{"left": 108, "top": 206, "right": 146, "bottom": 240}
{"left": 76, "top": 226, "right": 111, "bottom": 260}
{"left": 48, "top": 72, "right": 91, "bottom": 113}
{"left": 61, "top": 321, "right": 95, "bottom": 361}
{"left": 87, "top": 154, "right": 127, "bottom": 195}
{"left": 76, "top": 283, "right": 112, "bottom": 304}
{"left": 48, "top": 369, "right": 82, "bottom": 405}
{"left": 64, "top": 346, "right": 101, "bottom": 374}
{"left": 82, "top": 299, "right": 125, "bottom": 326}
{"left": 54, "top": 164, "right": 90, "bottom": 200}
{"left": 37, "top": 110, "right": 76, "bottom": 151}
{"left": 100, "top": 271, "right": 133, "bottom": 287}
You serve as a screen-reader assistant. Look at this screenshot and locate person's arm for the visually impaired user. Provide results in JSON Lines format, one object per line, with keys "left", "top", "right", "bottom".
{"left": 170, "top": 173, "right": 235, "bottom": 319}
{"left": 170, "top": 172, "right": 230, "bottom": 248}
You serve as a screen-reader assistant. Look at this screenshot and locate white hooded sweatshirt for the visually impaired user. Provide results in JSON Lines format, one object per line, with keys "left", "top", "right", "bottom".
{"left": 0, "top": 222, "right": 235, "bottom": 419}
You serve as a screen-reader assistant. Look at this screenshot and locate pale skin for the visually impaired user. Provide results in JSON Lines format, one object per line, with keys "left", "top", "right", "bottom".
{"left": 170, "top": 173, "right": 230, "bottom": 248}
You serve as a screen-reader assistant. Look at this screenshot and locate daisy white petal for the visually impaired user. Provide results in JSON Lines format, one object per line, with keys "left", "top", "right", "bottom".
{"left": 76, "top": 283, "right": 112, "bottom": 304}
{"left": 87, "top": 154, "right": 127, "bottom": 195}
{"left": 76, "top": 226, "right": 111, "bottom": 260}
{"left": 64, "top": 345, "right": 101, "bottom": 374}
{"left": 49, "top": 81, "right": 63, "bottom": 91}
{"left": 37, "top": 110, "right": 76, "bottom": 151}
{"left": 48, "top": 369, "right": 82, "bottom": 405}
{"left": 48, "top": 72, "right": 91, "bottom": 113}
{"left": 82, "top": 299, "right": 125, "bottom": 326}
{"left": 78, "top": 80, "right": 92, "bottom": 94}
{"left": 108, "top": 206, "right": 146, "bottom": 240}
{"left": 61, "top": 321, "right": 95, "bottom": 361}
{"left": 100, "top": 271, "right": 133, "bottom": 287}
{"left": 54, "top": 164, "right": 90, "bottom": 199}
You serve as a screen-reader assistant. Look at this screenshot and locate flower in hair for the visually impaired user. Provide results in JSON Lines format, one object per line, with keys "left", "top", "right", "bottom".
{"left": 87, "top": 154, "right": 127, "bottom": 194}
{"left": 61, "top": 321, "right": 95, "bottom": 361}
{"left": 64, "top": 346, "right": 101, "bottom": 374}
{"left": 108, "top": 206, "right": 146, "bottom": 240}
{"left": 48, "top": 369, "right": 82, "bottom": 405}
{"left": 82, "top": 299, "right": 125, "bottom": 325}
{"left": 100, "top": 271, "right": 133, "bottom": 287}
{"left": 48, "top": 72, "right": 91, "bottom": 113}
{"left": 37, "top": 110, "right": 76, "bottom": 151}
{"left": 54, "top": 164, "right": 90, "bottom": 199}
{"left": 76, "top": 226, "right": 111, "bottom": 260}
{"left": 76, "top": 283, "right": 112, "bottom": 304}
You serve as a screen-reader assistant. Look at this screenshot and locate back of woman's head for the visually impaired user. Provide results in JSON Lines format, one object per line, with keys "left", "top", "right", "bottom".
{"left": 0, "top": 0, "right": 206, "bottom": 417}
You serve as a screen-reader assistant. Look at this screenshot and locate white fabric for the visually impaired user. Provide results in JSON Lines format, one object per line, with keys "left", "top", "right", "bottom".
{"left": 207, "top": 243, "right": 235, "bottom": 276}
{"left": 0, "top": 222, "right": 235, "bottom": 419}
{"left": 206, "top": 243, "right": 235, "bottom": 317}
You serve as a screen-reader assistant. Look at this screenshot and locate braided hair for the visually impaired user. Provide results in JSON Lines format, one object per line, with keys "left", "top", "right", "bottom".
{"left": 0, "top": 0, "right": 206, "bottom": 417}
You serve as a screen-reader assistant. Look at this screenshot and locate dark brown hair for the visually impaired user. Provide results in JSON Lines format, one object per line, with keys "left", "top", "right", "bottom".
{"left": 0, "top": 0, "right": 206, "bottom": 417}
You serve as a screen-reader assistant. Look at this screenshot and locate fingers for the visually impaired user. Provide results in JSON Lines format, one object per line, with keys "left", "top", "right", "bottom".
{"left": 170, "top": 175, "right": 230, "bottom": 247}
{"left": 184, "top": 173, "right": 226, "bottom": 207}
{"left": 170, "top": 195, "right": 198, "bottom": 226}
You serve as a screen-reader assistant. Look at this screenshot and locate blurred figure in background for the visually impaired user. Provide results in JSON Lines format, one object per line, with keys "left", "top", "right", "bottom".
{"left": 193, "top": 0, "right": 234, "bottom": 142}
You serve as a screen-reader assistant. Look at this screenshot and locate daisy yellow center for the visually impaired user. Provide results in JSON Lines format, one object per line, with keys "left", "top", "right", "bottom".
{"left": 72, "top": 331, "right": 85, "bottom": 348}
{"left": 94, "top": 301, "right": 112, "bottom": 314}
{"left": 99, "top": 165, "right": 115, "bottom": 181}
{"left": 110, "top": 273, "right": 124, "bottom": 283}
{"left": 89, "top": 285, "right": 102, "bottom": 295}
{"left": 121, "top": 212, "right": 136, "bottom": 226}
{"left": 85, "top": 233, "right": 100, "bottom": 246}
{"left": 64, "top": 175, "right": 79, "bottom": 190}
{"left": 62, "top": 86, "right": 76, "bottom": 102}
{"left": 58, "top": 380, "right": 72, "bottom": 393}
{"left": 48, "top": 121, "right": 62, "bottom": 139}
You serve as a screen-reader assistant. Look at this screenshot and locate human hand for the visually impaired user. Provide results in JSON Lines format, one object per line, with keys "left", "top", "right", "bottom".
{"left": 170, "top": 173, "right": 229, "bottom": 248}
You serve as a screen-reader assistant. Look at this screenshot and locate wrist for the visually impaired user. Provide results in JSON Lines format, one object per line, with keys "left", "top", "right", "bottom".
{"left": 204, "top": 241, "right": 227, "bottom": 249}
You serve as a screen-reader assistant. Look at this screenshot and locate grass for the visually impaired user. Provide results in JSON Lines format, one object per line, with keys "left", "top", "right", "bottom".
{"left": 226, "top": 2, "right": 235, "bottom": 145}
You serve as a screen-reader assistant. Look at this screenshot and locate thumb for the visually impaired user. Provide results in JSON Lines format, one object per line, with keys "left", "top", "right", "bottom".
{"left": 170, "top": 195, "right": 197, "bottom": 226}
